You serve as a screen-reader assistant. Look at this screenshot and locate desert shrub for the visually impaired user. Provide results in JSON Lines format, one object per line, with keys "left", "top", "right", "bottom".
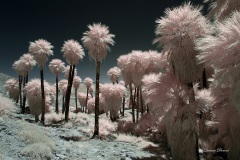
{"left": 117, "top": 120, "right": 136, "bottom": 134}
{"left": 0, "top": 93, "right": 14, "bottom": 116}
{"left": 18, "top": 121, "right": 55, "bottom": 147}
{"left": 114, "top": 133, "right": 157, "bottom": 149}
{"left": 20, "top": 142, "right": 52, "bottom": 160}
{"left": 134, "top": 113, "right": 157, "bottom": 136}
{"left": 45, "top": 112, "right": 64, "bottom": 124}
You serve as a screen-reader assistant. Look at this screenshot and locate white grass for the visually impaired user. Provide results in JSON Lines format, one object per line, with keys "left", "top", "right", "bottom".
{"left": 0, "top": 93, "right": 14, "bottom": 116}
{"left": 114, "top": 133, "right": 157, "bottom": 149}
{"left": 20, "top": 143, "right": 52, "bottom": 160}
{"left": 17, "top": 121, "right": 55, "bottom": 159}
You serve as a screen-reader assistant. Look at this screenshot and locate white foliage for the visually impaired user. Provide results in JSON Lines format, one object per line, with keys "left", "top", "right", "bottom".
{"left": 82, "top": 23, "right": 115, "bottom": 62}
{"left": 100, "top": 83, "right": 126, "bottom": 112}
{"left": 49, "top": 59, "right": 65, "bottom": 76}
{"left": 29, "top": 39, "right": 53, "bottom": 68}
{"left": 61, "top": 39, "right": 85, "bottom": 65}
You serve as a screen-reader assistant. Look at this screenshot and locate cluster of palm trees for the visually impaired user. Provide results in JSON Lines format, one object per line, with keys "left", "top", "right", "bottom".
{"left": 4, "top": 0, "right": 240, "bottom": 159}
{"left": 6, "top": 23, "right": 114, "bottom": 138}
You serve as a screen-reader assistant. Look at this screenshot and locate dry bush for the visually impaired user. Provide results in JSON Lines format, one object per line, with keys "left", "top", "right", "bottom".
{"left": 0, "top": 93, "right": 14, "bottom": 116}
{"left": 20, "top": 143, "right": 52, "bottom": 160}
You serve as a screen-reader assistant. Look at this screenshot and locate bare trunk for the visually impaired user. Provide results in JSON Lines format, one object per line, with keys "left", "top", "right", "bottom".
{"left": 129, "top": 84, "right": 135, "bottom": 123}
{"left": 22, "top": 73, "right": 28, "bottom": 114}
{"left": 75, "top": 88, "right": 78, "bottom": 111}
{"left": 62, "top": 96, "right": 65, "bottom": 114}
{"left": 136, "top": 86, "right": 139, "bottom": 122}
{"left": 35, "top": 115, "right": 39, "bottom": 122}
{"left": 65, "top": 65, "right": 75, "bottom": 121}
{"left": 122, "top": 97, "right": 125, "bottom": 117}
{"left": 140, "top": 85, "right": 144, "bottom": 114}
{"left": 85, "top": 88, "right": 89, "bottom": 113}
{"left": 202, "top": 68, "right": 207, "bottom": 89}
{"left": 55, "top": 76, "right": 59, "bottom": 114}
{"left": 92, "top": 60, "right": 100, "bottom": 138}
{"left": 40, "top": 69, "right": 45, "bottom": 125}
{"left": 18, "top": 75, "right": 22, "bottom": 112}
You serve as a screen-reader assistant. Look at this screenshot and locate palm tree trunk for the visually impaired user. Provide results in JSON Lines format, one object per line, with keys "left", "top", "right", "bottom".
{"left": 92, "top": 60, "right": 100, "bottom": 138}
{"left": 202, "top": 68, "right": 207, "bottom": 89}
{"left": 40, "top": 69, "right": 46, "bottom": 125}
{"left": 136, "top": 86, "right": 139, "bottom": 122}
{"left": 65, "top": 65, "right": 75, "bottom": 121}
{"left": 19, "top": 75, "right": 23, "bottom": 112}
{"left": 75, "top": 88, "right": 78, "bottom": 111}
{"left": 187, "top": 82, "right": 199, "bottom": 160}
{"left": 140, "top": 85, "right": 144, "bottom": 114}
{"left": 85, "top": 88, "right": 89, "bottom": 113}
{"left": 62, "top": 96, "right": 65, "bottom": 114}
{"left": 22, "top": 73, "right": 28, "bottom": 114}
{"left": 55, "top": 76, "right": 59, "bottom": 114}
{"left": 122, "top": 96, "right": 125, "bottom": 117}
{"left": 129, "top": 84, "right": 135, "bottom": 123}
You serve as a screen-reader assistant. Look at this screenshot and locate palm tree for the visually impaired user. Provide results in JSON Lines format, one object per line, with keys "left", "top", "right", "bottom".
{"left": 24, "top": 79, "right": 52, "bottom": 122}
{"left": 29, "top": 39, "right": 53, "bottom": 124}
{"left": 4, "top": 78, "right": 19, "bottom": 102}
{"left": 61, "top": 39, "right": 84, "bottom": 121}
{"left": 100, "top": 83, "right": 126, "bottom": 121}
{"left": 49, "top": 59, "right": 65, "bottom": 114}
{"left": 20, "top": 53, "right": 36, "bottom": 113}
{"left": 154, "top": 3, "right": 210, "bottom": 159}
{"left": 205, "top": 0, "right": 240, "bottom": 20}
{"left": 84, "top": 77, "right": 93, "bottom": 113}
{"left": 107, "top": 66, "right": 121, "bottom": 84}
{"left": 82, "top": 23, "right": 115, "bottom": 138}
{"left": 73, "top": 76, "right": 82, "bottom": 111}
{"left": 58, "top": 79, "right": 68, "bottom": 114}
{"left": 12, "top": 59, "right": 25, "bottom": 113}
{"left": 89, "top": 85, "right": 94, "bottom": 98}
{"left": 117, "top": 54, "right": 135, "bottom": 122}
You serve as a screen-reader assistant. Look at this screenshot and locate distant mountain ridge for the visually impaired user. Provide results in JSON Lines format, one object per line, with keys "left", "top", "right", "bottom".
{"left": 0, "top": 72, "right": 13, "bottom": 83}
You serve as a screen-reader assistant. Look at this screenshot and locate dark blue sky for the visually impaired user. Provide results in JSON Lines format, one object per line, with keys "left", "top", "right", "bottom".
{"left": 0, "top": 0, "right": 205, "bottom": 83}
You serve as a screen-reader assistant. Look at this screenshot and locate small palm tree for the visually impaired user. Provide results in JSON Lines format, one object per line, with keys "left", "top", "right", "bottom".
{"left": 29, "top": 39, "right": 53, "bottom": 124}
{"left": 4, "top": 78, "right": 19, "bottom": 102}
{"left": 58, "top": 79, "right": 68, "bottom": 114}
{"left": 20, "top": 53, "right": 36, "bottom": 113}
{"left": 73, "top": 76, "right": 82, "bottom": 111}
{"left": 107, "top": 67, "right": 121, "bottom": 84}
{"left": 84, "top": 77, "right": 93, "bottom": 113}
{"left": 49, "top": 59, "right": 65, "bottom": 114}
{"left": 61, "top": 39, "right": 84, "bottom": 121}
{"left": 100, "top": 83, "right": 126, "bottom": 121}
{"left": 82, "top": 23, "right": 115, "bottom": 138}
{"left": 89, "top": 85, "right": 94, "bottom": 98}
{"left": 24, "top": 79, "right": 52, "bottom": 122}
{"left": 12, "top": 59, "right": 25, "bottom": 113}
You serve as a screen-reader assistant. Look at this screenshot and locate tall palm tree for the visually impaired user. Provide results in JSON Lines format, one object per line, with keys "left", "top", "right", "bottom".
{"left": 73, "top": 76, "right": 82, "bottom": 111}
{"left": 29, "top": 39, "right": 53, "bottom": 124}
{"left": 49, "top": 59, "right": 65, "bottom": 114}
{"left": 154, "top": 3, "right": 210, "bottom": 159}
{"left": 82, "top": 23, "right": 115, "bottom": 138}
{"left": 61, "top": 39, "right": 84, "bottom": 121}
